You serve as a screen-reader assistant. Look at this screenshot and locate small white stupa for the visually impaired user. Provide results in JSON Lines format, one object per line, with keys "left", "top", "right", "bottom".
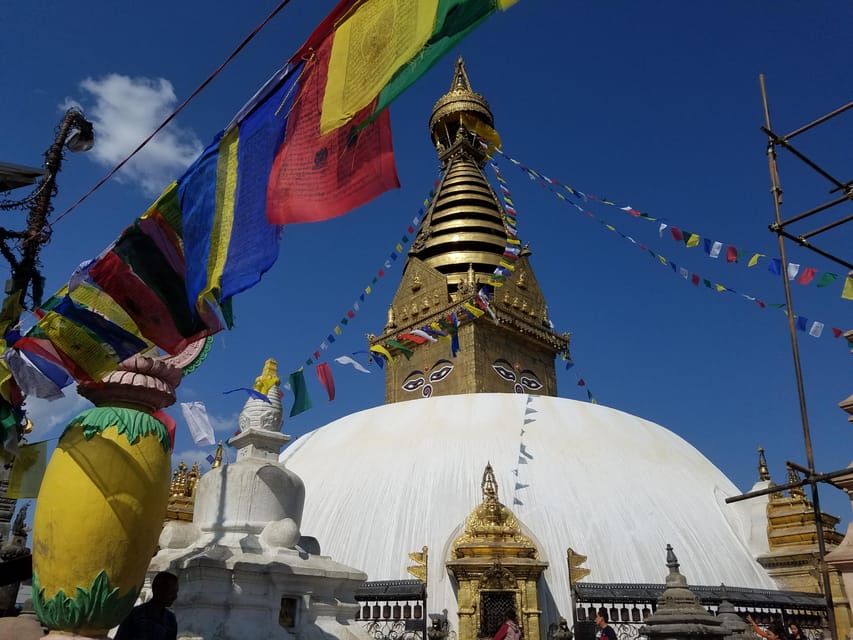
{"left": 151, "top": 359, "right": 368, "bottom": 640}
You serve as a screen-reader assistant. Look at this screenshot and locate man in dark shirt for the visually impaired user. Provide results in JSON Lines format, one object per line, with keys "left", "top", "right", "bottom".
{"left": 115, "top": 572, "right": 179, "bottom": 640}
{"left": 595, "top": 610, "right": 617, "bottom": 640}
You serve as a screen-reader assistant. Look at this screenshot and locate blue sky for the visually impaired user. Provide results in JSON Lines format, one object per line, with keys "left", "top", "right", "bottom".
{"left": 3, "top": 1, "right": 853, "bottom": 529}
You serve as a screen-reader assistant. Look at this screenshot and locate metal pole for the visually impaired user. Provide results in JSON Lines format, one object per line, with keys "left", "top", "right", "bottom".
{"left": 759, "top": 74, "right": 837, "bottom": 640}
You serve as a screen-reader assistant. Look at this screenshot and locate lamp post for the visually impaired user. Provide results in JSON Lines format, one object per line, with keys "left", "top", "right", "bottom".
{"left": 1, "top": 107, "right": 94, "bottom": 312}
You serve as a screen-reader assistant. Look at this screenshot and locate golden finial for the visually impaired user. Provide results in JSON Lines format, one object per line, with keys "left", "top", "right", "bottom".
{"left": 787, "top": 464, "right": 806, "bottom": 499}
{"left": 467, "top": 263, "right": 476, "bottom": 288}
{"left": 481, "top": 462, "right": 498, "bottom": 501}
{"left": 187, "top": 463, "right": 201, "bottom": 495}
{"left": 170, "top": 461, "right": 188, "bottom": 497}
{"left": 212, "top": 441, "right": 224, "bottom": 469}
{"left": 253, "top": 358, "right": 280, "bottom": 396}
{"left": 758, "top": 447, "right": 771, "bottom": 481}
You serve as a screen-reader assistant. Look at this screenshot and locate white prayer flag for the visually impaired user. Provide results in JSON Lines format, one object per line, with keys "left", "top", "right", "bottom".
{"left": 710, "top": 241, "right": 723, "bottom": 258}
{"left": 787, "top": 263, "right": 801, "bottom": 280}
{"left": 679, "top": 267, "right": 689, "bottom": 279}
{"left": 334, "top": 355, "right": 370, "bottom": 374}
{"left": 3, "top": 350, "right": 63, "bottom": 400}
{"left": 181, "top": 401, "right": 215, "bottom": 446}
{"left": 658, "top": 223, "right": 668, "bottom": 237}
{"left": 809, "top": 321, "right": 824, "bottom": 338}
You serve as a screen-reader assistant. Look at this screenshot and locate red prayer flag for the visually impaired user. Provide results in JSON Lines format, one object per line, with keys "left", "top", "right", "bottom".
{"left": 832, "top": 327, "right": 844, "bottom": 338}
{"left": 316, "top": 362, "right": 336, "bottom": 402}
{"left": 726, "top": 246, "right": 738, "bottom": 262}
{"left": 266, "top": 32, "right": 399, "bottom": 225}
{"left": 577, "top": 378, "right": 586, "bottom": 387}
{"left": 796, "top": 267, "right": 818, "bottom": 285}
{"left": 691, "top": 274, "right": 700, "bottom": 286}
{"left": 670, "top": 227, "right": 684, "bottom": 242}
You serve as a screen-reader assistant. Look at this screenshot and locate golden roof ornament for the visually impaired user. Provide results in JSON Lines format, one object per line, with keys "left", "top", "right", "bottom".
{"left": 451, "top": 463, "right": 536, "bottom": 557}
{"left": 758, "top": 447, "right": 771, "bottom": 481}
{"left": 211, "top": 441, "right": 224, "bottom": 469}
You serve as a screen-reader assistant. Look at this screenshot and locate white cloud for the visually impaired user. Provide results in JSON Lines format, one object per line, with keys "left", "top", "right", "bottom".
{"left": 65, "top": 74, "right": 203, "bottom": 196}
{"left": 23, "top": 389, "right": 91, "bottom": 438}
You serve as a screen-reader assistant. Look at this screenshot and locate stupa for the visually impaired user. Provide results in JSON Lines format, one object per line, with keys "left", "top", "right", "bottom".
{"left": 277, "top": 58, "right": 829, "bottom": 640}
{"left": 150, "top": 359, "right": 368, "bottom": 640}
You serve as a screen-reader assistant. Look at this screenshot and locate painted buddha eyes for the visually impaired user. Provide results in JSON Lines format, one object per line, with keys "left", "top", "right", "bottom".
{"left": 492, "top": 359, "right": 543, "bottom": 394}
{"left": 401, "top": 360, "right": 455, "bottom": 397}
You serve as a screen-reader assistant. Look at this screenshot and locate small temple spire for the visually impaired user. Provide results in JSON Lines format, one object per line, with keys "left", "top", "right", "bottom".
{"left": 450, "top": 55, "right": 473, "bottom": 92}
{"left": 212, "top": 441, "right": 224, "bottom": 469}
{"left": 482, "top": 462, "right": 499, "bottom": 501}
{"left": 758, "top": 447, "right": 771, "bottom": 481}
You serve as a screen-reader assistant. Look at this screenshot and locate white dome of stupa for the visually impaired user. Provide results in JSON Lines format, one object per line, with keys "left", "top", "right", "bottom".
{"left": 280, "top": 392, "right": 775, "bottom": 628}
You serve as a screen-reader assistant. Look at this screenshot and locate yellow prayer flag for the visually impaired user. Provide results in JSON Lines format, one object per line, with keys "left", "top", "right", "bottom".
{"left": 370, "top": 344, "right": 394, "bottom": 364}
{"left": 686, "top": 234, "right": 700, "bottom": 248}
{"left": 748, "top": 253, "right": 764, "bottom": 267}
{"left": 321, "top": 0, "right": 440, "bottom": 134}
{"left": 658, "top": 255, "right": 667, "bottom": 265}
{"left": 334, "top": 326, "right": 343, "bottom": 335}
{"left": 460, "top": 113, "right": 502, "bottom": 148}
{"left": 498, "top": 0, "right": 519, "bottom": 8}
{"left": 463, "top": 302, "right": 484, "bottom": 318}
{"left": 842, "top": 274, "right": 853, "bottom": 300}
{"left": 7, "top": 441, "right": 48, "bottom": 499}
{"left": 715, "top": 284, "right": 726, "bottom": 293}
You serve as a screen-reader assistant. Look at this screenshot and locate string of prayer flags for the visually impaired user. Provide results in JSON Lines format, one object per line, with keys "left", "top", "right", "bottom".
{"left": 493, "top": 147, "right": 847, "bottom": 299}
{"left": 296, "top": 183, "right": 433, "bottom": 370}
{"left": 6, "top": 440, "right": 48, "bottom": 499}
{"left": 518, "top": 159, "right": 849, "bottom": 345}
{"left": 181, "top": 401, "right": 216, "bottom": 446}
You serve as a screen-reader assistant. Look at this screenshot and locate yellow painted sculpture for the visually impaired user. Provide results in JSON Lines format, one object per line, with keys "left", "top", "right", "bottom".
{"left": 32, "top": 407, "right": 172, "bottom": 636}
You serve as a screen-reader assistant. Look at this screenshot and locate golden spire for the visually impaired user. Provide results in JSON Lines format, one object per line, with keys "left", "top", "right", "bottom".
{"left": 211, "top": 441, "right": 224, "bottom": 469}
{"left": 758, "top": 447, "right": 771, "bottom": 481}
{"left": 482, "top": 462, "right": 498, "bottom": 502}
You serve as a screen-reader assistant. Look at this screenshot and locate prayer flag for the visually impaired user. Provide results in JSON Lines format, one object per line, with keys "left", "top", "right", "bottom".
{"left": 832, "top": 327, "right": 844, "bottom": 338}
{"left": 288, "top": 370, "right": 313, "bottom": 417}
{"left": 6, "top": 440, "right": 48, "bottom": 498}
{"left": 768, "top": 258, "right": 782, "bottom": 275}
{"left": 710, "top": 241, "right": 722, "bottom": 259}
{"left": 787, "top": 263, "right": 800, "bottom": 280}
{"left": 685, "top": 233, "right": 699, "bottom": 248}
{"left": 370, "top": 344, "right": 394, "bottom": 364}
{"left": 725, "top": 245, "right": 738, "bottom": 263}
{"left": 386, "top": 339, "right": 414, "bottom": 359}
{"left": 817, "top": 272, "right": 838, "bottom": 288}
{"left": 809, "top": 321, "right": 824, "bottom": 338}
{"left": 181, "top": 401, "right": 216, "bottom": 446}
{"left": 795, "top": 316, "right": 808, "bottom": 332}
{"left": 796, "top": 267, "right": 818, "bottom": 285}
{"left": 843, "top": 274, "right": 853, "bottom": 300}
{"left": 316, "top": 362, "right": 336, "bottom": 402}
{"left": 748, "top": 253, "right": 763, "bottom": 267}
{"left": 670, "top": 227, "right": 684, "bottom": 242}
{"left": 334, "top": 355, "right": 370, "bottom": 373}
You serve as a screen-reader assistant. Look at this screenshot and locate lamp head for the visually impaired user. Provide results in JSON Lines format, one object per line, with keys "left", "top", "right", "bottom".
{"left": 66, "top": 116, "right": 94, "bottom": 152}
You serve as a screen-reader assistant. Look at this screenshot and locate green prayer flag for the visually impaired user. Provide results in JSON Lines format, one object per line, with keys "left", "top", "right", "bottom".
{"left": 816, "top": 272, "right": 838, "bottom": 288}
{"left": 386, "top": 339, "right": 414, "bottom": 360}
{"left": 288, "top": 370, "right": 313, "bottom": 417}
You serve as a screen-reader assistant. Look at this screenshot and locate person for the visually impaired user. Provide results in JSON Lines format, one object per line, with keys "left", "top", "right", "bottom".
{"left": 595, "top": 610, "right": 616, "bottom": 640}
{"left": 115, "top": 572, "right": 179, "bottom": 640}
{"left": 745, "top": 614, "right": 784, "bottom": 640}
{"left": 787, "top": 622, "right": 804, "bottom": 640}
{"left": 494, "top": 610, "right": 522, "bottom": 640}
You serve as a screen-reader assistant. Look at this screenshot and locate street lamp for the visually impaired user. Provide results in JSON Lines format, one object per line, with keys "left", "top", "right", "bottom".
{"left": 0, "top": 107, "right": 95, "bottom": 312}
